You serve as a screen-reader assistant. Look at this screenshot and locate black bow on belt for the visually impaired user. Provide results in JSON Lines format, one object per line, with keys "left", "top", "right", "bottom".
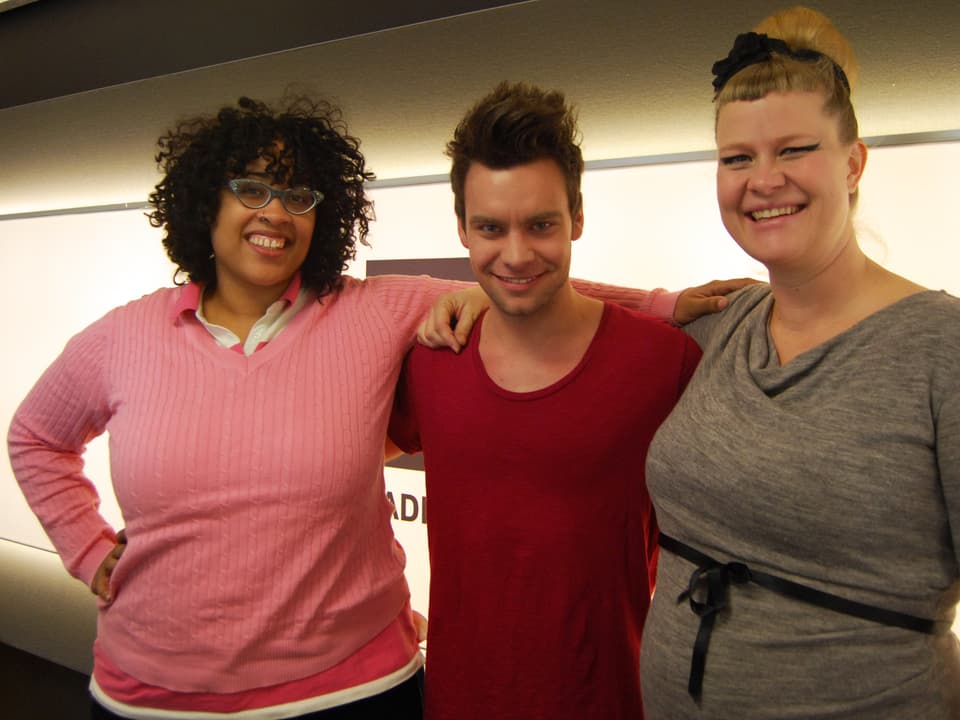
{"left": 658, "top": 533, "right": 938, "bottom": 703}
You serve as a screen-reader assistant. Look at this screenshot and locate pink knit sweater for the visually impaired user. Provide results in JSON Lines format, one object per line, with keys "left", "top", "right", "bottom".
{"left": 8, "top": 274, "right": 672, "bottom": 694}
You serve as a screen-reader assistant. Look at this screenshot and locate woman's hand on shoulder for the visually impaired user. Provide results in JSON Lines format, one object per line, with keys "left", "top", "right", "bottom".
{"left": 674, "top": 277, "right": 759, "bottom": 325}
{"left": 417, "top": 286, "right": 489, "bottom": 353}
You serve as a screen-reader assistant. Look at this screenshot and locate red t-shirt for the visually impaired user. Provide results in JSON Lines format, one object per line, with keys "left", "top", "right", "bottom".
{"left": 390, "top": 303, "right": 701, "bottom": 720}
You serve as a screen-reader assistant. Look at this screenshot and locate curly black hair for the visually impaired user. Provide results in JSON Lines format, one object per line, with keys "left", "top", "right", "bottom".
{"left": 147, "top": 95, "right": 375, "bottom": 298}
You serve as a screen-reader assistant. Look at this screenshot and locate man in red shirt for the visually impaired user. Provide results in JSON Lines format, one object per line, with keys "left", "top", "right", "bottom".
{"left": 390, "top": 81, "right": 702, "bottom": 720}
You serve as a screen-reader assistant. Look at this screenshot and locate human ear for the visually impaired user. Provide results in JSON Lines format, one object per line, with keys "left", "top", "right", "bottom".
{"left": 571, "top": 204, "right": 584, "bottom": 242}
{"left": 847, "top": 140, "right": 867, "bottom": 194}
{"left": 457, "top": 217, "right": 469, "bottom": 249}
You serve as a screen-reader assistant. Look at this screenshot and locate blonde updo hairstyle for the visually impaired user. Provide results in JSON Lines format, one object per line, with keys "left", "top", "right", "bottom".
{"left": 715, "top": 6, "right": 860, "bottom": 145}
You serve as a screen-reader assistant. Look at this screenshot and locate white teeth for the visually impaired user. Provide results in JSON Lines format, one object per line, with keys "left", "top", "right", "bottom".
{"left": 751, "top": 206, "right": 800, "bottom": 221}
{"left": 248, "top": 234, "right": 287, "bottom": 249}
{"left": 500, "top": 276, "right": 535, "bottom": 284}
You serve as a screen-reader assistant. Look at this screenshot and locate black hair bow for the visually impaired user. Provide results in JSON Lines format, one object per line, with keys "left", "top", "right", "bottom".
{"left": 711, "top": 32, "right": 791, "bottom": 92}
{"left": 711, "top": 31, "right": 849, "bottom": 93}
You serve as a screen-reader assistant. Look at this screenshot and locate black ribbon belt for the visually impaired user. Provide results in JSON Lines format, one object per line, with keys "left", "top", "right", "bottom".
{"left": 658, "top": 533, "right": 939, "bottom": 702}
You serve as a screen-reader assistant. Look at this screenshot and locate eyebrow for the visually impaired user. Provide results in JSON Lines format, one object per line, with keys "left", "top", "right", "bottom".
{"left": 467, "top": 214, "right": 501, "bottom": 225}
{"left": 527, "top": 211, "right": 564, "bottom": 223}
{"left": 467, "top": 210, "right": 564, "bottom": 225}
{"left": 718, "top": 134, "right": 820, "bottom": 152}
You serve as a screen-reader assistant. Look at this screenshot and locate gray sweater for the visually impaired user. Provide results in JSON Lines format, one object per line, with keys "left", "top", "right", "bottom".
{"left": 641, "top": 284, "right": 960, "bottom": 719}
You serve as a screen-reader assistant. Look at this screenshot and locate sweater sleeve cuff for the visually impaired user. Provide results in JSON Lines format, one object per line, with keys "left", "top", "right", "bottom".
{"left": 649, "top": 289, "right": 681, "bottom": 325}
{"left": 74, "top": 532, "right": 118, "bottom": 588}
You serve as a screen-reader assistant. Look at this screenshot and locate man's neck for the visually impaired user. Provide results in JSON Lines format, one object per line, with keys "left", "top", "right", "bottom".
{"left": 478, "top": 289, "right": 604, "bottom": 393}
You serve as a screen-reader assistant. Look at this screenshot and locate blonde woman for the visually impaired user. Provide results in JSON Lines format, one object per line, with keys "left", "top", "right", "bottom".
{"left": 641, "top": 7, "right": 960, "bottom": 718}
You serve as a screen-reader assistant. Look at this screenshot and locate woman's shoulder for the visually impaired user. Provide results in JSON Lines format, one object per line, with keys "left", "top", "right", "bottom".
{"left": 908, "top": 288, "right": 960, "bottom": 313}
{"left": 79, "top": 286, "right": 180, "bottom": 332}
{"left": 880, "top": 289, "right": 960, "bottom": 330}
{"left": 727, "top": 281, "right": 773, "bottom": 308}
{"left": 684, "top": 281, "right": 771, "bottom": 346}
{"left": 889, "top": 289, "right": 960, "bottom": 347}
{"left": 861, "top": 292, "right": 960, "bottom": 396}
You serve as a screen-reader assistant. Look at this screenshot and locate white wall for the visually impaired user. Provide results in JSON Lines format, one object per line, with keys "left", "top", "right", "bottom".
{"left": 2, "top": 140, "right": 959, "bottom": 672}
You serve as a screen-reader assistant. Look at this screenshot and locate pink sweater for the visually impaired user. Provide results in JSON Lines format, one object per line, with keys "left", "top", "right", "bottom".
{"left": 8, "top": 274, "right": 673, "bottom": 694}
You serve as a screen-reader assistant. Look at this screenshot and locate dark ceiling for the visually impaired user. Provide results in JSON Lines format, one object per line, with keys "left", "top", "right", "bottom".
{"left": 0, "top": 0, "right": 525, "bottom": 109}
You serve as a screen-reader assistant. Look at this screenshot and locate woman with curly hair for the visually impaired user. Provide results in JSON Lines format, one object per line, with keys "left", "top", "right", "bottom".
{"left": 150, "top": 96, "right": 373, "bottom": 303}
{"left": 9, "top": 95, "right": 445, "bottom": 719}
{"left": 8, "top": 94, "right": 686, "bottom": 719}
{"left": 640, "top": 7, "right": 960, "bottom": 718}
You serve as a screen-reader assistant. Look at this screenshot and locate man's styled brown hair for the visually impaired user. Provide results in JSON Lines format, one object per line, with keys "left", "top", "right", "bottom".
{"left": 446, "top": 81, "right": 584, "bottom": 224}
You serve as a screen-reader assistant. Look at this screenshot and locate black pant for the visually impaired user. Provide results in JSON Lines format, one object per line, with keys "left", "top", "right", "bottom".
{"left": 90, "top": 668, "right": 424, "bottom": 720}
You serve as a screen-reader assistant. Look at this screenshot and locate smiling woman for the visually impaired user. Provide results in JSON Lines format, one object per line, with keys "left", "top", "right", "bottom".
{"left": 6, "top": 94, "right": 480, "bottom": 720}
{"left": 148, "top": 97, "right": 371, "bottom": 301}
{"left": 204, "top": 153, "right": 318, "bottom": 341}
{"left": 640, "top": 7, "right": 960, "bottom": 719}
{"left": 714, "top": 90, "right": 866, "bottom": 292}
